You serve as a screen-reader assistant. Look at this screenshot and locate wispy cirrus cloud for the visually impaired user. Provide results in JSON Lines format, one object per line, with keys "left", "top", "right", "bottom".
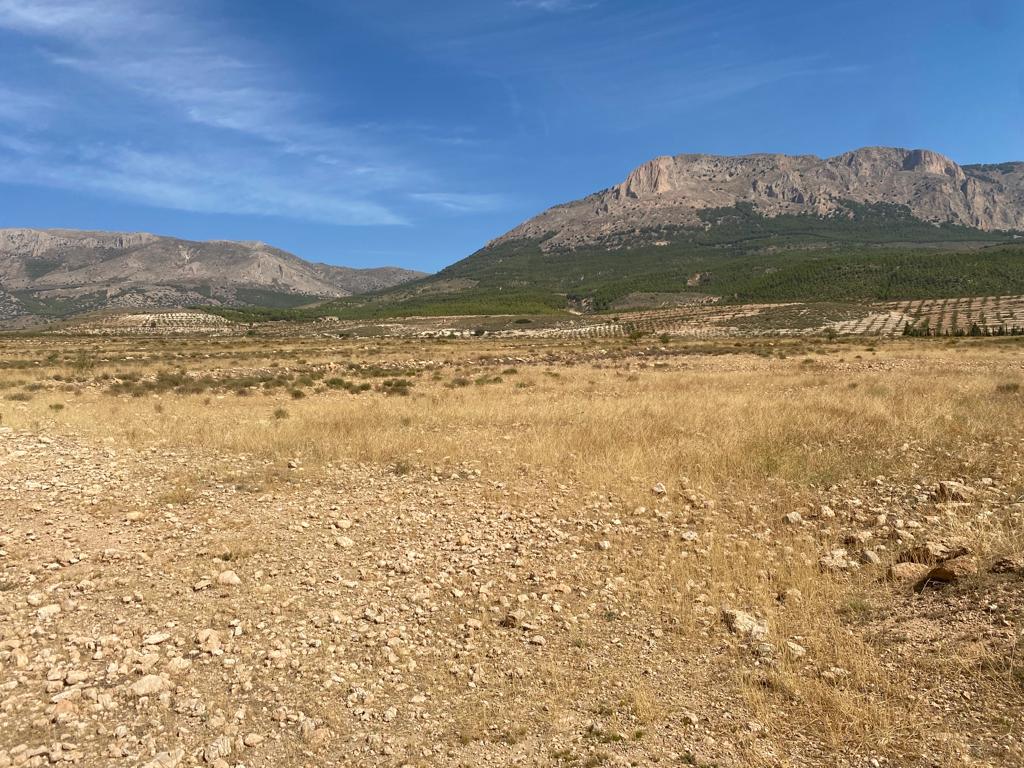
{"left": 513, "top": 0, "right": 594, "bottom": 11}
{"left": 0, "top": 141, "right": 407, "bottom": 225}
{"left": 0, "top": 0, "right": 502, "bottom": 226}
{"left": 410, "top": 192, "right": 507, "bottom": 213}
{"left": 0, "top": 1, "right": 308, "bottom": 146}
{"left": 0, "top": 85, "right": 54, "bottom": 125}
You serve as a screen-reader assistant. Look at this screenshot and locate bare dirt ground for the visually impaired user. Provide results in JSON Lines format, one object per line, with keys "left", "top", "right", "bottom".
{"left": 1, "top": 332, "right": 1023, "bottom": 768}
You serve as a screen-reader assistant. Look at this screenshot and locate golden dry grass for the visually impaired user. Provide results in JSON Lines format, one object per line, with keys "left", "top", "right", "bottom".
{"left": 1, "top": 332, "right": 1023, "bottom": 764}
{"left": 5, "top": 342, "right": 1020, "bottom": 496}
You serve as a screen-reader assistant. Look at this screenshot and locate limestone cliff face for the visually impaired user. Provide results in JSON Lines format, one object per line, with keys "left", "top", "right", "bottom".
{"left": 0, "top": 229, "right": 425, "bottom": 320}
{"left": 493, "top": 147, "right": 1024, "bottom": 249}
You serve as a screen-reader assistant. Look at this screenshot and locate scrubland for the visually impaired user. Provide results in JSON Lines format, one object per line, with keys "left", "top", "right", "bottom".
{"left": 1, "top": 332, "right": 1022, "bottom": 767}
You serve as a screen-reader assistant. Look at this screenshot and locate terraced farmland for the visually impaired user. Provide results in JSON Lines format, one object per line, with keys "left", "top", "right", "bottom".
{"left": 64, "top": 311, "right": 242, "bottom": 336}
{"left": 894, "top": 295, "right": 1024, "bottom": 335}
{"left": 552, "top": 296, "right": 1024, "bottom": 340}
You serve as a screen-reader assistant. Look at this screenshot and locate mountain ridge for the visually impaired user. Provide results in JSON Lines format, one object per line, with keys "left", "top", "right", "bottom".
{"left": 492, "top": 147, "right": 1024, "bottom": 250}
{"left": 0, "top": 228, "right": 425, "bottom": 325}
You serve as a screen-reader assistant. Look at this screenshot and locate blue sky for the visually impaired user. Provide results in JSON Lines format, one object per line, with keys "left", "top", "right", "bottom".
{"left": 0, "top": 0, "right": 1021, "bottom": 272}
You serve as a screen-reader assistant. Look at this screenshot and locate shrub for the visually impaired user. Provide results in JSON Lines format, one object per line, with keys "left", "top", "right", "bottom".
{"left": 380, "top": 378, "right": 412, "bottom": 396}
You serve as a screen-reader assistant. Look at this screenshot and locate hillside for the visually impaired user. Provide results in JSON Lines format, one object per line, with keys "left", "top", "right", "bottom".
{"left": 228, "top": 147, "right": 1024, "bottom": 321}
{"left": 0, "top": 229, "right": 424, "bottom": 325}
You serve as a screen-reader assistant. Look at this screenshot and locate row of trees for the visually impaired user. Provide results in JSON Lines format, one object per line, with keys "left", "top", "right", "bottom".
{"left": 903, "top": 319, "right": 1024, "bottom": 337}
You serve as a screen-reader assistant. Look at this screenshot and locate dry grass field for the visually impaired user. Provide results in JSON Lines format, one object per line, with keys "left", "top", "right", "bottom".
{"left": 1, "top": 330, "right": 1023, "bottom": 768}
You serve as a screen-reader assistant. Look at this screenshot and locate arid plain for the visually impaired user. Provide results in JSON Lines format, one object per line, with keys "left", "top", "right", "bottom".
{"left": 1, "top": 329, "right": 1023, "bottom": 768}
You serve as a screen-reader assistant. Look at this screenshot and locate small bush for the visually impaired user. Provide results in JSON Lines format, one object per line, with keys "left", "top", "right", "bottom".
{"left": 380, "top": 378, "right": 412, "bottom": 396}
{"left": 325, "top": 377, "right": 371, "bottom": 393}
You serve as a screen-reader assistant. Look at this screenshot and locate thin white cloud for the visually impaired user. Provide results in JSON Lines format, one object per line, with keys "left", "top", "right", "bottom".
{"left": 0, "top": 86, "right": 54, "bottom": 125}
{"left": 514, "top": 0, "right": 593, "bottom": 11}
{"left": 661, "top": 58, "right": 865, "bottom": 108}
{"left": 0, "top": 1, "right": 340, "bottom": 153}
{"left": 410, "top": 192, "right": 506, "bottom": 213}
{"left": 0, "top": 0, "right": 467, "bottom": 224}
{"left": 0, "top": 141, "right": 407, "bottom": 225}
{"left": 0, "top": 1, "right": 511, "bottom": 224}
{"left": 0, "top": 0, "right": 157, "bottom": 36}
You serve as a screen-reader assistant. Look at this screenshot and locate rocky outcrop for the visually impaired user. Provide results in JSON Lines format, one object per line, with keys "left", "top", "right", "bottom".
{"left": 492, "top": 147, "right": 1024, "bottom": 250}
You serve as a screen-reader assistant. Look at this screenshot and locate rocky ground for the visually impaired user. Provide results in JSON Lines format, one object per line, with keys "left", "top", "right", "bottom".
{"left": 1, "top": 336, "right": 1023, "bottom": 767}
{"left": 2, "top": 430, "right": 1023, "bottom": 767}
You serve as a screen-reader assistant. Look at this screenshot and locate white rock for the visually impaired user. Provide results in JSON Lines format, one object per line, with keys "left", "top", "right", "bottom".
{"left": 166, "top": 657, "right": 192, "bottom": 674}
{"left": 196, "top": 628, "right": 223, "bottom": 654}
{"left": 784, "top": 640, "right": 807, "bottom": 659}
{"left": 217, "top": 570, "right": 241, "bottom": 587}
{"left": 721, "top": 608, "right": 768, "bottom": 641}
{"left": 141, "top": 749, "right": 184, "bottom": 768}
{"left": 130, "top": 674, "right": 166, "bottom": 697}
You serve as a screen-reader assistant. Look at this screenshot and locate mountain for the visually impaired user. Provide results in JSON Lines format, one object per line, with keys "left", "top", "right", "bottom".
{"left": 262, "top": 146, "right": 1024, "bottom": 320}
{"left": 493, "top": 147, "right": 1024, "bottom": 250}
{"left": 0, "top": 229, "right": 425, "bottom": 325}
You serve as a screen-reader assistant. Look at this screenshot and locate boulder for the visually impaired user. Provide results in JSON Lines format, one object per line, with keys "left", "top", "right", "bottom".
{"left": 887, "top": 562, "right": 930, "bottom": 584}
{"left": 919, "top": 555, "right": 978, "bottom": 588}
{"left": 897, "top": 540, "right": 969, "bottom": 565}
{"left": 721, "top": 608, "right": 768, "bottom": 641}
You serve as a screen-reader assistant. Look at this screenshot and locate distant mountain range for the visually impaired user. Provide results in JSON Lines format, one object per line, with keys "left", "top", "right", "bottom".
{"left": 0, "top": 229, "right": 424, "bottom": 326}
{"left": 5, "top": 147, "right": 1024, "bottom": 327}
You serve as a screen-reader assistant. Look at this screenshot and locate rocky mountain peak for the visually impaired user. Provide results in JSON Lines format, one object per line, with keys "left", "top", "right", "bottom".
{"left": 491, "top": 146, "right": 1024, "bottom": 250}
{"left": 615, "top": 156, "right": 676, "bottom": 199}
